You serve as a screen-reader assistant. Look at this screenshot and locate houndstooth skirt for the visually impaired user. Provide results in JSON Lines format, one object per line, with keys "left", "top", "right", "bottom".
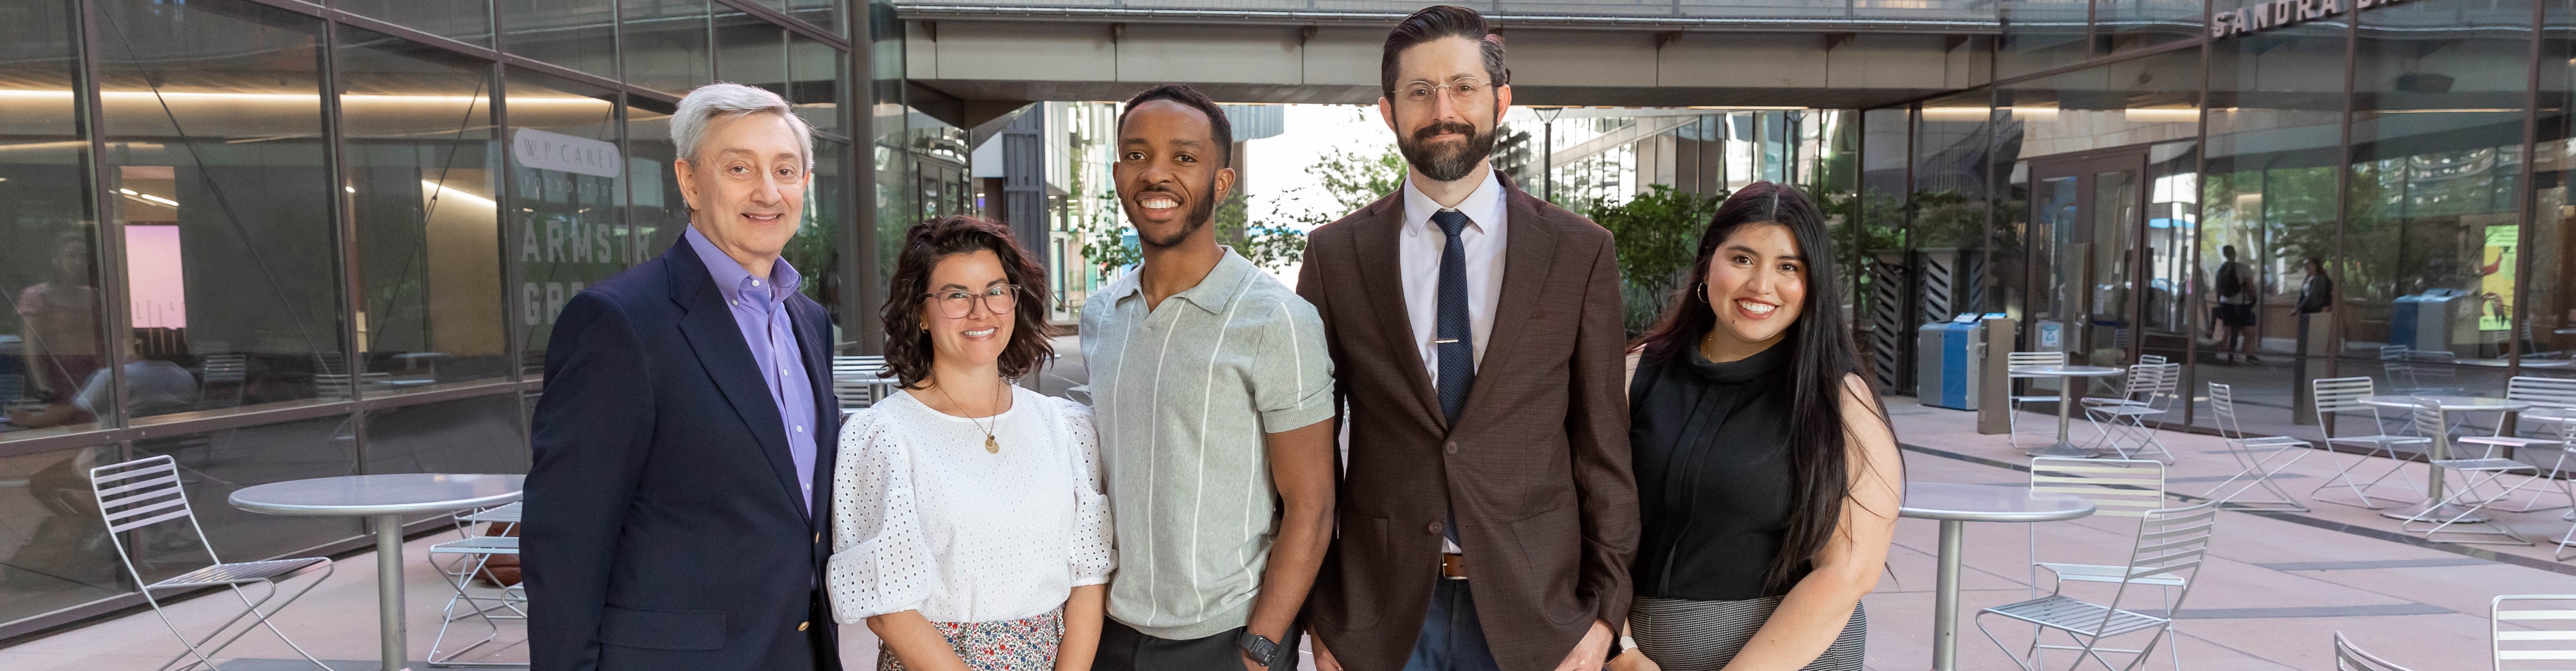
{"left": 1628, "top": 595, "right": 1865, "bottom": 671}
{"left": 876, "top": 608, "right": 1065, "bottom": 671}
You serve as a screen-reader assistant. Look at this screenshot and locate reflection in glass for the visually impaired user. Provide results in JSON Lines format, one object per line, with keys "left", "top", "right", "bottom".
{"left": 629, "top": 100, "right": 691, "bottom": 257}
{"left": 134, "top": 416, "right": 364, "bottom": 578}
{"left": 339, "top": 27, "right": 508, "bottom": 393}
{"left": 622, "top": 0, "right": 712, "bottom": 96}
{"left": 1997, "top": 0, "right": 2090, "bottom": 79}
{"left": 1, "top": 0, "right": 105, "bottom": 438}
{"left": 786, "top": 0, "right": 844, "bottom": 36}
{"left": 500, "top": 0, "right": 617, "bottom": 78}
{"left": 365, "top": 395, "right": 526, "bottom": 521}
{"left": 717, "top": 7, "right": 790, "bottom": 101}
{"left": 790, "top": 34, "right": 845, "bottom": 135}
{"left": 339, "top": 0, "right": 494, "bottom": 47}
{"left": 0, "top": 445, "right": 124, "bottom": 625}
{"left": 507, "top": 69, "right": 627, "bottom": 377}
{"left": 2533, "top": 0, "right": 2575, "bottom": 367}
{"left": 96, "top": 0, "right": 342, "bottom": 420}
{"left": 2347, "top": 0, "right": 2532, "bottom": 397}
{"left": 2094, "top": 0, "right": 2203, "bottom": 56}
{"left": 791, "top": 140, "right": 849, "bottom": 337}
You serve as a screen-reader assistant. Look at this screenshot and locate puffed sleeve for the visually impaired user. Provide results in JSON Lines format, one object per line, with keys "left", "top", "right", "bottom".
{"left": 826, "top": 409, "right": 937, "bottom": 622}
{"left": 1058, "top": 397, "right": 1116, "bottom": 587}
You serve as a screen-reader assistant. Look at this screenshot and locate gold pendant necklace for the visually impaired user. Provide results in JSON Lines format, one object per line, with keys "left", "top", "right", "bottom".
{"left": 935, "top": 377, "right": 1004, "bottom": 454}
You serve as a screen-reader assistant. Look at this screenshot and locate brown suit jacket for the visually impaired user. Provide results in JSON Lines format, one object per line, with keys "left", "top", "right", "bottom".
{"left": 1296, "top": 173, "right": 1639, "bottom": 671}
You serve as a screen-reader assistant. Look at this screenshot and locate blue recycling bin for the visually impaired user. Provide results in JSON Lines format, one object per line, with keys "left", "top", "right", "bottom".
{"left": 1916, "top": 319, "right": 1982, "bottom": 410}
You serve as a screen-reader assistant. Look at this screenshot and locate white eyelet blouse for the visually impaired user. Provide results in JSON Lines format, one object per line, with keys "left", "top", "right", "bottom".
{"left": 826, "top": 386, "right": 1114, "bottom": 624}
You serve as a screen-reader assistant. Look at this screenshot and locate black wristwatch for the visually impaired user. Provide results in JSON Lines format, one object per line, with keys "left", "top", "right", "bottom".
{"left": 1237, "top": 631, "right": 1281, "bottom": 668}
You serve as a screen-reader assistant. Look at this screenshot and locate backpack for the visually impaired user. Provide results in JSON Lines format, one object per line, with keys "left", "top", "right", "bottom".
{"left": 2216, "top": 262, "right": 2246, "bottom": 298}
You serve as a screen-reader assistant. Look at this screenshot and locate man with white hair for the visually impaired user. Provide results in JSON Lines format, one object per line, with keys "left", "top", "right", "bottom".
{"left": 524, "top": 82, "right": 844, "bottom": 671}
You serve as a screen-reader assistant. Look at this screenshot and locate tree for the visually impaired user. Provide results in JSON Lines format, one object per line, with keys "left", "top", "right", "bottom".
{"left": 1583, "top": 185, "right": 1730, "bottom": 336}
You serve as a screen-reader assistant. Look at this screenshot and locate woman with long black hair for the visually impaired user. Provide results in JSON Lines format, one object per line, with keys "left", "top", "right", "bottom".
{"left": 1608, "top": 181, "right": 1902, "bottom": 671}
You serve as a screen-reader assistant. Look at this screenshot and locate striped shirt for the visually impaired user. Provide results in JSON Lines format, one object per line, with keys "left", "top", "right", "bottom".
{"left": 1080, "top": 247, "right": 1334, "bottom": 640}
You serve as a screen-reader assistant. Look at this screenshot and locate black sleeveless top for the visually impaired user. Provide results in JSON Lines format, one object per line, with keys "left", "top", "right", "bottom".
{"left": 1627, "top": 339, "right": 1801, "bottom": 601}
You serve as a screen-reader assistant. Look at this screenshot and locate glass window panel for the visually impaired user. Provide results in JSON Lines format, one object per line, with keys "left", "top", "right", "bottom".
{"left": 1998, "top": 0, "right": 2092, "bottom": 80}
{"left": 1, "top": 0, "right": 106, "bottom": 439}
{"left": 789, "top": 0, "right": 844, "bottom": 36}
{"left": 0, "top": 445, "right": 124, "bottom": 624}
{"left": 865, "top": 0, "right": 907, "bottom": 354}
{"left": 621, "top": 0, "right": 712, "bottom": 97}
{"left": 716, "top": 8, "right": 789, "bottom": 100}
{"left": 338, "top": 0, "right": 493, "bottom": 48}
{"left": 2535, "top": 0, "right": 2575, "bottom": 368}
{"left": 338, "top": 27, "right": 509, "bottom": 393}
{"left": 134, "top": 415, "right": 365, "bottom": 571}
{"left": 627, "top": 98, "right": 690, "bottom": 258}
{"left": 500, "top": 0, "right": 617, "bottom": 79}
{"left": 2199, "top": 13, "right": 2346, "bottom": 435}
{"left": 95, "top": 0, "right": 343, "bottom": 421}
{"left": 507, "top": 69, "right": 627, "bottom": 378}
{"left": 2346, "top": 0, "right": 2533, "bottom": 418}
{"left": 790, "top": 35, "right": 844, "bottom": 135}
{"left": 2095, "top": 0, "right": 2202, "bottom": 56}
{"left": 364, "top": 395, "right": 527, "bottom": 523}
{"left": 789, "top": 140, "right": 847, "bottom": 337}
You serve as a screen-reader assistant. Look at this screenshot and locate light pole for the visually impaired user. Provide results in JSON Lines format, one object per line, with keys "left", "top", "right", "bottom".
{"left": 1536, "top": 106, "right": 1565, "bottom": 203}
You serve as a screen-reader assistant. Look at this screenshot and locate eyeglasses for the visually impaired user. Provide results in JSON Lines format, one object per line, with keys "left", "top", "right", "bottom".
{"left": 924, "top": 285, "right": 1020, "bottom": 319}
{"left": 1392, "top": 77, "right": 1493, "bottom": 104}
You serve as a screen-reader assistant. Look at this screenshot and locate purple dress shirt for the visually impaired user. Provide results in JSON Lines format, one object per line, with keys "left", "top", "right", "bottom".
{"left": 683, "top": 227, "right": 821, "bottom": 516}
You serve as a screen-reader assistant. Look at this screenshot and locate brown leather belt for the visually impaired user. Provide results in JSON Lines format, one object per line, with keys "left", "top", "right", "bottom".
{"left": 1441, "top": 553, "right": 1468, "bottom": 580}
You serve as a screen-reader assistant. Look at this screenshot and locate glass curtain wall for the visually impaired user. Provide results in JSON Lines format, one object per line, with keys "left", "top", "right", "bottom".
{"left": 1875, "top": 0, "right": 2568, "bottom": 449}
{"left": 0, "top": 0, "right": 858, "bottom": 636}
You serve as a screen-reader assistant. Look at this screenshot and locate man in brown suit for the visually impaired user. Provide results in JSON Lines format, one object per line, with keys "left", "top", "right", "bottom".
{"left": 1296, "top": 6, "right": 1637, "bottom": 671}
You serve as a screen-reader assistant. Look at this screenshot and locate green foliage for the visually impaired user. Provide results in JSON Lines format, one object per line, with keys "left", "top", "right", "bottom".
{"left": 1583, "top": 185, "right": 1730, "bottom": 336}
{"left": 1262, "top": 143, "right": 1409, "bottom": 270}
{"left": 1069, "top": 188, "right": 1142, "bottom": 277}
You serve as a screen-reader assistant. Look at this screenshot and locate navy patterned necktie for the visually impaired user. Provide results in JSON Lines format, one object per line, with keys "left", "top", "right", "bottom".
{"left": 1432, "top": 209, "right": 1475, "bottom": 547}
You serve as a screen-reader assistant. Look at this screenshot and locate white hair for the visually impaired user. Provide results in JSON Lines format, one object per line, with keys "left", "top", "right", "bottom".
{"left": 671, "top": 82, "right": 814, "bottom": 167}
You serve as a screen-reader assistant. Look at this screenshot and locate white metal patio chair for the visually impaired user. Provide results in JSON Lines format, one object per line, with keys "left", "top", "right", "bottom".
{"left": 2008, "top": 351, "right": 2071, "bottom": 449}
{"left": 1977, "top": 501, "right": 2216, "bottom": 671}
{"left": 2509, "top": 375, "right": 2576, "bottom": 428}
{"left": 2455, "top": 400, "right": 2576, "bottom": 514}
{"left": 2331, "top": 632, "right": 2416, "bottom": 671}
{"left": 2023, "top": 457, "right": 2178, "bottom": 670}
{"left": 2398, "top": 396, "right": 2541, "bottom": 544}
{"left": 832, "top": 355, "right": 896, "bottom": 411}
{"left": 2084, "top": 363, "right": 2182, "bottom": 462}
{"left": 2493, "top": 595, "right": 2576, "bottom": 671}
{"left": 2307, "top": 377, "right": 2431, "bottom": 509}
{"left": 427, "top": 528, "right": 523, "bottom": 667}
{"left": 89, "top": 455, "right": 337, "bottom": 671}
{"left": 2203, "top": 383, "right": 2311, "bottom": 511}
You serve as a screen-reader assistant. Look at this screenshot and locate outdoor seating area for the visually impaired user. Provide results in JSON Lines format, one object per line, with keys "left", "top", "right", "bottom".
{"left": 14, "top": 365, "right": 2576, "bottom": 669}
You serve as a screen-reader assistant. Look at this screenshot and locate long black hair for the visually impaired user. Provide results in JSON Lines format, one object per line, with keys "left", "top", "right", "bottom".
{"left": 1634, "top": 180, "right": 1890, "bottom": 592}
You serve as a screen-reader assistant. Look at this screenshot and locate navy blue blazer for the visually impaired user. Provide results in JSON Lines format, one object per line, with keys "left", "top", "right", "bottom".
{"left": 524, "top": 239, "right": 842, "bottom": 671}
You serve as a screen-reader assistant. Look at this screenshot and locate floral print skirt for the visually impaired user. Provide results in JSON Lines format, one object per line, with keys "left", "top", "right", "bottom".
{"left": 876, "top": 608, "right": 1065, "bottom": 671}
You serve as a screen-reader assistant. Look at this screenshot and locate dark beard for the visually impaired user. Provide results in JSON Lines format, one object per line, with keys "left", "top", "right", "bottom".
{"left": 1396, "top": 117, "right": 1496, "bottom": 183}
{"left": 1130, "top": 181, "right": 1219, "bottom": 249}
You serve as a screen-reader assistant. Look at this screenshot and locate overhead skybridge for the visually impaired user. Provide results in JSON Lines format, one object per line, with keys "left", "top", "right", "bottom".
{"left": 890, "top": 0, "right": 2008, "bottom": 126}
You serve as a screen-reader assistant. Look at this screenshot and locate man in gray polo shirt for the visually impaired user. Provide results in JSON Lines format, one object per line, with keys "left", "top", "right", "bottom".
{"left": 1080, "top": 83, "right": 1337, "bottom": 671}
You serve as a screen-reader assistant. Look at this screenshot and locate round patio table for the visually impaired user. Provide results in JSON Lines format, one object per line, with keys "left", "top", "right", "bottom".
{"left": 2357, "top": 396, "right": 2529, "bottom": 529}
{"left": 1900, "top": 482, "right": 2097, "bottom": 671}
{"left": 2009, "top": 365, "right": 2126, "bottom": 458}
{"left": 231, "top": 474, "right": 524, "bottom": 671}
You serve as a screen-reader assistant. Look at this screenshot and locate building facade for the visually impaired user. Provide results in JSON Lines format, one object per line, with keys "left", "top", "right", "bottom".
{"left": 1859, "top": 0, "right": 2573, "bottom": 442}
{"left": 0, "top": 0, "right": 861, "bottom": 637}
